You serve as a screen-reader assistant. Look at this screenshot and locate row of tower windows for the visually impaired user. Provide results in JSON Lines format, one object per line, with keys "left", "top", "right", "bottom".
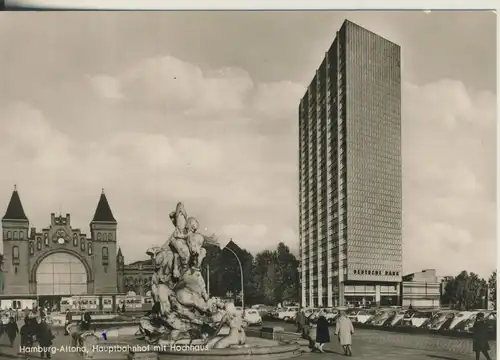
{"left": 96, "top": 232, "right": 114, "bottom": 241}
{"left": 4, "top": 231, "right": 25, "bottom": 240}
{"left": 4, "top": 231, "right": 114, "bottom": 241}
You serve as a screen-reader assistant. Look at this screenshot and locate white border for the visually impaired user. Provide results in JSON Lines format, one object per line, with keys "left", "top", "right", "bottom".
{"left": 5, "top": 0, "right": 499, "bottom": 10}
{"left": 4, "top": 0, "right": 500, "bottom": 345}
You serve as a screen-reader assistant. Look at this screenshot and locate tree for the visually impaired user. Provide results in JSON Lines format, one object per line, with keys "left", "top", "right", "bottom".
{"left": 488, "top": 270, "right": 496, "bottom": 308}
{"left": 444, "top": 271, "right": 487, "bottom": 310}
{"left": 204, "top": 240, "right": 256, "bottom": 305}
{"left": 253, "top": 250, "right": 278, "bottom": 304}
{"left": 204, "top": 240, "right": 299, "bottom": 306}
{"left": 275, "top": 242, "right": 299, "bottom": 304}
{"left": 252, "top": 243, "right": 300, "bottom": 305}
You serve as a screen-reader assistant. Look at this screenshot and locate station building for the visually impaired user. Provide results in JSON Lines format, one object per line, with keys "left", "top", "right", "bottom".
{"left": 0, "top": 187, "right": 153, "bottom": 302}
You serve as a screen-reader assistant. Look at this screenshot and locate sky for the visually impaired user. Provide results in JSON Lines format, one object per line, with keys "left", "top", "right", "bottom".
{"left": 0, "top": 11, "right": 496, "bottom": 278}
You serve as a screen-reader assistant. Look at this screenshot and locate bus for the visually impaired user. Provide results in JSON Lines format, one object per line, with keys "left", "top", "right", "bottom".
{"left": 59, "top": 295, "right": 154, "bottom": 313}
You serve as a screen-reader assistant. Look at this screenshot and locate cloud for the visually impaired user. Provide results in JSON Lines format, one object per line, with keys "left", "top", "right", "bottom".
{"left": 0, "top": 103, "right": 73, "bottom": 170}
{"left": 89, "top": 75, "right": 123, "bottom": 100}
{"left": 0, "top": 53, "right": 495, "bottom": 280}
{"left": 251, "top": 81, "right": 305, "bottom": 120}
{"left": 116, "top": 57, "right": 254, "bottom": 115}
{"left": 401, "top": 79, "right": 496, "bottom": 278}
{"left": 0, "top": 55, "right": 302, "bottom": 265}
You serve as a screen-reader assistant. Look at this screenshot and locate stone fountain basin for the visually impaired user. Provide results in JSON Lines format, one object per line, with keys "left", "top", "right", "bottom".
{"left": 82, "top": 326, "right": 301, "bottom": 360}
{"left": 158, "top": 338, "right": 300, "bottom": 359}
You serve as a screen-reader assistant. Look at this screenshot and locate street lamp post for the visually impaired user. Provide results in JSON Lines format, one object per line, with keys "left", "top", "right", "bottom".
{"left": 206, "top": 263, "right": 210, "bottom": 296}
{"left": 223, "top": 244, "right": 244, "bottom": 311}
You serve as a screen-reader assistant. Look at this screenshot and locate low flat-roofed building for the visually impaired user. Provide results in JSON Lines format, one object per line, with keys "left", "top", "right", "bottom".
{"left": 401, "top": 269, "right": 441, "bottom": 308}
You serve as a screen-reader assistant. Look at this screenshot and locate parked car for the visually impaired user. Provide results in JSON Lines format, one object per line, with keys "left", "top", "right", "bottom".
{"left": 347, "top": 309, "right": 372, "bottom": 324}
{"left": 425, "top": 310, "right": 458, "bottom": 330}
{"left": 251, "top": 304, "right": 272, "bottom": 318}
{"left": 243, "top": 309, "right": 263, "bottom": 326}
{"left": 453, "top": 311, "right": 493, "bottom": 332}
{"left": 449, "top": 311, "right": 479, "bottom": 331}
{"left": 348, "top": 309, "right": 376, "bottom": 324}
{"left": 365, "top": 309, "right": 398, "bottom": 327}
{"left": 251, "top": 304, "right": 266, "bottom": 309}
{"left": 390, "top": 310, "right": 410, "bottom": 327}
{"left": 275, "top": 307, "right": 299, "bottom": 321}
{"left": 401, "top": 310, "right": 434, "bottom": 328}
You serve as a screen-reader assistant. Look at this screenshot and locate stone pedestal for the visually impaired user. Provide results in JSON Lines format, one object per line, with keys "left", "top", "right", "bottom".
{"left": 260, "top": 326, "right": 285, "bottom": 340}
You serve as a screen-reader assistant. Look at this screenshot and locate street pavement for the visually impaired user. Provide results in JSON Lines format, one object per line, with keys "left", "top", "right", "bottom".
{"left": 262, "top": 320, "right": 497, "bottom": 360}
{"left": 0, "top": 319, "right": 495, "bottom": 360}
{"left": 300, "top": 340, "right": 481, "bottom": 360}
{"left": 0, "top": 319, "right": 88, "bottom": 360}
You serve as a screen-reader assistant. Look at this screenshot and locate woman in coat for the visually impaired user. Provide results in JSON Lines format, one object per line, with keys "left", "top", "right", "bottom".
{"left": 315, "top": 315, "right": 330, "bottom": 353}
{"left": 335, "top": 310, "right": 354, "bottom": 357}
{"left": 5, "top": 316, "right": 19, "bottom": 347}
{"left": 20, "top": 318, "right": 33, "bottom": 359}
{"left": 472, "top": 313, "right": 492, "bottom": 360}
{"left": 37, "top": 318, "right": 55, "bottom": 359}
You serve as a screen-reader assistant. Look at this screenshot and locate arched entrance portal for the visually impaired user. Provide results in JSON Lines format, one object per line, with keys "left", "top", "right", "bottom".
{"left": 36, "top": 252, "right": 88, "bottom": 295}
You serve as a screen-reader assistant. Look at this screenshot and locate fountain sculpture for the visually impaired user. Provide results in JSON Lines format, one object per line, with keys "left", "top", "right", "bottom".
{"left": 73, "top": 202, "right": 300, "bottom": 359}
{"left": 137, "top": 202, "right": 247, "bottom": 349}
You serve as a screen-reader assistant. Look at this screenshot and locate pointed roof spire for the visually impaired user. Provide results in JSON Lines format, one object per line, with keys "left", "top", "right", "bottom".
{"left": 117, "top": 247, "right": 123, "bottom": 257}
{"left": 3, "top": 186, "right": 28, "bottom": 221}
{"left": 91, "top": 189, "right": 117, "bottom": 223}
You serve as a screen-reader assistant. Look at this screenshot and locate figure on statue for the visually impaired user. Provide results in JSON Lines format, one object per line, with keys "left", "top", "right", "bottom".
{"left": 162, "top": 202, "right": 191, "bottom": 279}
{"left": 137, "top": 201, "right": 245, "bottom": 349}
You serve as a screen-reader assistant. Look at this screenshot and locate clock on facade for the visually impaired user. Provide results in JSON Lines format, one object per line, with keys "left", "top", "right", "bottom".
{"left": 54, "top": 229, "right": 68, "bottom": 244}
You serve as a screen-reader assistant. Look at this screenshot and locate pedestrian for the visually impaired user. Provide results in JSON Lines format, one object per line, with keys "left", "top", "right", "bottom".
{"left": 5, "top": 316, "right": 19, "bottom": 347}
{"left": 37, "top": 317, "right": 55, "bottom": 359}
{"left": 121, "top": 303, "right": 126, "bottom": 313}
{"left": 20, "top": 318, "right": 32, "bottom": 359}
{"left": 64, "top": 309, "right": 73, "bottom": 336}
{"left": 315, "top": 315, "right": 330, "bottom": 353}
{"left": 296, "top": 309, "right": 306, "bottom": 334}
{"left": 80, "top": 311, "right": 92, "bottom": 331}
{"left": 335, "top": 310, "right": 354, "bottom": 357}
{"left": 301, "top": 317, "right": 317, "bottom": 352}
{"left": 472, "top": 312, "right": 492, "bottom": 360}
{"left": 27, "top": 313, "right": 39, "bottom": 345}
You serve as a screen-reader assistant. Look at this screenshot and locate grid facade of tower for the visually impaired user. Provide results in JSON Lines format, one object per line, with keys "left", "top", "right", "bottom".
{"left": 299, "top": 20, "right": 402, "bottom": 308}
